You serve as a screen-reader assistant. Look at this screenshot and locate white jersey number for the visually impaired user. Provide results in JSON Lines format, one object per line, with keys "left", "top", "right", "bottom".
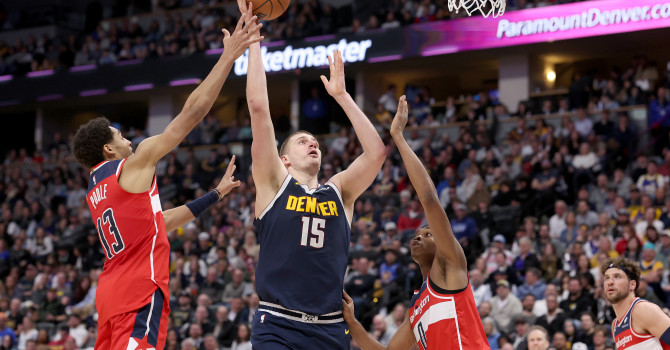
{"left": 300, "top": 217, "right": 325, "bottom": 248}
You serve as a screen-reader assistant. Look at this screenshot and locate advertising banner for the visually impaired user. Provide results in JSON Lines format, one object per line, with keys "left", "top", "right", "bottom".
{"left": 412, "top": 0, "right": 670, "bottom": 56}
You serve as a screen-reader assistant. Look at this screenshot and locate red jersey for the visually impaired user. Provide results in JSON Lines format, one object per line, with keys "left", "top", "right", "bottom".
{"left": 408, "top": 275, "right": 489, "bottom": 350}
{"left": 612, "top": 297, "right": 670, "bottom": 350}
{"left": 87, "top": 159, "right": 170, "bottom": 325}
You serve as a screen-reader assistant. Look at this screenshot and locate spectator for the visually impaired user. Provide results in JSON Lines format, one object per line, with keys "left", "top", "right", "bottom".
{"left": 378, "top": 85, "right": 398, "bottom": 114}
{"left": 559, "top": 277, "right": 596, "bottom": 319}
{"left": 516, "top": 268, "right": 547, "bottom": 300}
{"left": 221, "top": 269, "right": 250, "bottom": 304}
{"left": 230, "top": 324, "right": 251, "bottom": 350}
{"left": 490, "top": 279, "right": 522, "bottom": 332}
{"left": 213, "top": 305, "right": 236, "bottom": 348}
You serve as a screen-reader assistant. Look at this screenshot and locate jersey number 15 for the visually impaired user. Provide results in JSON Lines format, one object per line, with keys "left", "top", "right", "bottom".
{"left": 96, "top": 208, "right": 126, "bottom": 259}
{"left": 300, "top": 217, "right": 325, "bottom": 248}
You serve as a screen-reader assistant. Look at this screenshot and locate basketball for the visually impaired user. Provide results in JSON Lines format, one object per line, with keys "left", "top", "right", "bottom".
{"left": 249, "top": 0, "right": 290, "bottom": 21}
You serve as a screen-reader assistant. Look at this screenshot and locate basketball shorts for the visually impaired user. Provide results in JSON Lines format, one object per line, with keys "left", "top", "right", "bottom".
{"left": 95, "top": 288, "right": 169, "bottom": 350}
{"left": 251, "top": 302, "right": 349, "bottom": 349}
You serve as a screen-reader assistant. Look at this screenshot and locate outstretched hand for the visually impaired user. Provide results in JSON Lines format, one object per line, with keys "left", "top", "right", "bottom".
{"left": 390, "top": 95, "right": 408, "bottom": 136}
{"left": 222, "top": 5, "right": 263, "bottom": 60}
{"left": 215, "top": 155, "right": 242, "bottom": 197}
{"left": 320, "top": 50, "right": 347, "bottom": 98}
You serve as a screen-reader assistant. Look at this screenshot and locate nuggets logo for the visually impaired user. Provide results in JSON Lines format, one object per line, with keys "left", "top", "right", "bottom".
{"left": 261, "top": 314, "right": 266, "bottom": 323}
{"left": 285, "top": 195, "right": 339, "bottom": 216}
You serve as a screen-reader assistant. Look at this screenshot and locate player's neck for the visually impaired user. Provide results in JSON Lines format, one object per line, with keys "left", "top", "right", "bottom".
{"left": 613, "top": 293, "right": 637, "bottom": 321}
{"left": 289, "top": 169, "right": 319, "bottom": 190}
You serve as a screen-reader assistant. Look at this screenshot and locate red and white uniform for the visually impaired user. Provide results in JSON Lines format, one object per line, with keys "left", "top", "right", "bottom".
{"left": 86, "top": 159, "right": 170, "bottom": 326}
{"left": 408, "top": 275, "right": 489, "bottom": 350}
{"left": 612, "top": 297, "right": 670, "bottom": 350}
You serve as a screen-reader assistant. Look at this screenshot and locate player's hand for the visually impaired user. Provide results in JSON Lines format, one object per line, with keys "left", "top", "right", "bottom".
{"left": 320, "top": 50, "right": 347, "bottom": 98}
{"left": 342, "top": 290, "right": 355, "bottom": 324}
{"left": 216, "top": 155, "right": 242, "bottom": 197}
{"left": 390, "top": 95, "right": 408, "bottom": 136}
{"left": 236, "top": 1, "right": 262, "bottom": 39}
{"left": 222, "top": 7, "right": 263, "bottom": 60}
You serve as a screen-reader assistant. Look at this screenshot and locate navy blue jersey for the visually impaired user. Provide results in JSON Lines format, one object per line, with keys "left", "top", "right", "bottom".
{"left": 254, "top": 175, "right": 350, "bottom": 315}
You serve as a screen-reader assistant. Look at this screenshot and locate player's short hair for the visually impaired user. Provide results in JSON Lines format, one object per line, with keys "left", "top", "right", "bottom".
{"left": 73, "top": 117, "right": 114, "bottom": 168}
{"left": 528, "top": 325, "right": 549, "bottom": 341}
{"left": 600, "top": 256, "right": 641, "bottom": 287}
{"left": 279, "top": 130, "right": 315, "bottom": 156}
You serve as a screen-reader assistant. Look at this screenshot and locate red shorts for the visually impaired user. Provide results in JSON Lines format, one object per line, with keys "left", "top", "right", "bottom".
{"left": 95, "top": 288, "right": 169, "bottom": 350}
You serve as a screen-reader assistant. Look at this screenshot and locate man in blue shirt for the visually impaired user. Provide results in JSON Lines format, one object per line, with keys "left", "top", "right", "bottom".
{"left": 450, "top": 202, "right": 478, "bottom": 243}
{"left": 0, "top": 313, "right": 16, "bottom": 344}
{"left": 516, "top": 267, "right": 547, "bottom": 301}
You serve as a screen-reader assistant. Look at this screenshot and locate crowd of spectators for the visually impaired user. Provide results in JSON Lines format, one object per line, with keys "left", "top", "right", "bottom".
{"left": 0, "top": 64, "right": 669, "bottom": 350}
{"left": 0, "top": 0, "right": 599, "bottom": 77}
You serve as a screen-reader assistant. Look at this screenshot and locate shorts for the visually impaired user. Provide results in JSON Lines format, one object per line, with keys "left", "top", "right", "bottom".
{"left": 95, "top": 288, "right": 169, "bottom": 350}
{"left": 251, "top": 303, "right": 349, "bottom": 349}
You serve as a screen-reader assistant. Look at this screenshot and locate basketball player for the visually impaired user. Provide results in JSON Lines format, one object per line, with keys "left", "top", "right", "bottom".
{"left": 71, "top": 10, "right": 262, "bottom": 349}
{"left": 601, "top": 257, "right": 670, "bottom": 349}
{"left": 236, "top": 1, "right": 386, "bottom": 348}
{"left": 342, "top": 97, "right": 489, "bottom": 349}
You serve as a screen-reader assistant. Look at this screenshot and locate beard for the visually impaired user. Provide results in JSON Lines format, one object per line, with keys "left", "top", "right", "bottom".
{"left": 605, "top": 288, "right": 630, "bottom": 304}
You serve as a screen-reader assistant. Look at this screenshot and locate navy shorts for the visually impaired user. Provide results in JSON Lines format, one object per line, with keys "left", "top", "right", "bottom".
{"left": 251, "top": 308, "right": 349, "bottom": 349}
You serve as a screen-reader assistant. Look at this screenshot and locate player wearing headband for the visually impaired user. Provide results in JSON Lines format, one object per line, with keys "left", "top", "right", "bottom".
{"left": 601, "top": 257, "right": 670, "bottom": 349}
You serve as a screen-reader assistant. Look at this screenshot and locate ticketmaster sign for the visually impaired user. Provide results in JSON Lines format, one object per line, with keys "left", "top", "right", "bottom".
{"left": 233, "top": 38, "right": 372, "bottom": 76}
{"left": 412, "top": 0, "right": 670, "bottom": 56}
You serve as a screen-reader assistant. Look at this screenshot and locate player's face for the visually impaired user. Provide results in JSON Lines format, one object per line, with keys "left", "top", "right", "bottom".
{"left": 527, "top": 330, "right": 549, "bottom": 350}
{"left": 108, "top": 127, "right": 132, "bottom": 158}
{"left": 603, "top": 268, "right": 635, "bottom": 304}
{"left": 410, "top": 227, "right": 436, "bottom": 263}
{"left": 284, "top": 133, "right": 321, "bottom": 172}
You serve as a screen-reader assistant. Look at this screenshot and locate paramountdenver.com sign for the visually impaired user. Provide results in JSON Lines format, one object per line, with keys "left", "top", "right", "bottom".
{"left": 413, "top": 0, "right": 670, "bottom": 56}
{"left": 497, "top": 1, "right": 670, "bottom": 38}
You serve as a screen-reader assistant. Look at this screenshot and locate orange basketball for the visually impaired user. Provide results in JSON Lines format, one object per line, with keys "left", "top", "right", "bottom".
{"left": 249, "top": 0, "right": 290, "bottom": 21}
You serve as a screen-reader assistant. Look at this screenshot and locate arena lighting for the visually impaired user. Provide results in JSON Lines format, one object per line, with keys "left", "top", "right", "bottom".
{"left": 124, "top": 83, "right": 154, "bottom": 91}
{"left": 421, "top": 47, "right": 459, "bottom": 57}
{"left": 27, "top": 70, "right": 54, "bottom": 78}
{"left": 37, "top": 94, "right": 64, "bottom": 102}
{"left": 80, "top": 89, "right": 108, "bottom": 97}
{"left": 0, "top": 75, "right": 12, "bottom": 82}
{"left": 304, "top": 34, "right": 336, "bottom": 42}
{"left": 368, "top": 55, "right": 403, "bottom": 63}
{"left": 70, "top": 64, "right": 96, "bottom": 72}
{"left": 546, "top": 70, "right": 557, "bottom": 82}
{"left": 206, "top": 48, "right": 224, "bottom": 55}
{"left": 115, "top": 58, "right": 142, "bottom": 66}
{"left": 169, "top": 78, "right": 201, "bottom": 86}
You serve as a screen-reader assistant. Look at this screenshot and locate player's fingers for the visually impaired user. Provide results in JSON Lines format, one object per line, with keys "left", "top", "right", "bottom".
{"left": 233, "top": 180, "right": 241, "bottom": 187}
{"left": 235, "top": 13, "right": 246, "bottom": 32}
{"left": 247, "top": 19, "right": 262, "bottom": 35}
{"left": 320, "top": 75, "right": 328, "bottom": 86}
{"left": 246, "top": 3, "right": 254, "bottom": 20}
{"left": 327, "top": 55, "right": 333, "bottom": 71}
{"left": 222, "top": 29, "right": 230, "bottom": 39}
{"left": 227, "top": 155, "right": 237, "bottom": 171}
{"left": 249, "top": 35, "right": 264, "bottom": 45}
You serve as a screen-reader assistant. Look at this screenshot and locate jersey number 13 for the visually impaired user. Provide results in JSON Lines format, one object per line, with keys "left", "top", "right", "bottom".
{"left": 96, "top": 208, "right": 125, "bottom": 259}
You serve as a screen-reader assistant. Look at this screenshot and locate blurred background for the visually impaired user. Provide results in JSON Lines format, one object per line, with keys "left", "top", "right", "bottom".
{"left": 1, "top": 0, "right": 670, "bottom": 349}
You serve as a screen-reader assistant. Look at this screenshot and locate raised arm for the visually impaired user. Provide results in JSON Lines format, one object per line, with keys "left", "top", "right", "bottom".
{"left": 342, "top": 291, "right": 416, "bottom": 350}
{"left": 326, "top": 51, "right": 386, "bottom": 215}
{"left": 120, "top": 10, "right": 263, "bottom": 193}
{"left": 389, "top": 98, "right": 468, "bottom": 287}
{"left": 163, "top": 156, "right": 241, "bottom": 232}
{"left": 237, "top": 0, "right": 289, "bottom": 217}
